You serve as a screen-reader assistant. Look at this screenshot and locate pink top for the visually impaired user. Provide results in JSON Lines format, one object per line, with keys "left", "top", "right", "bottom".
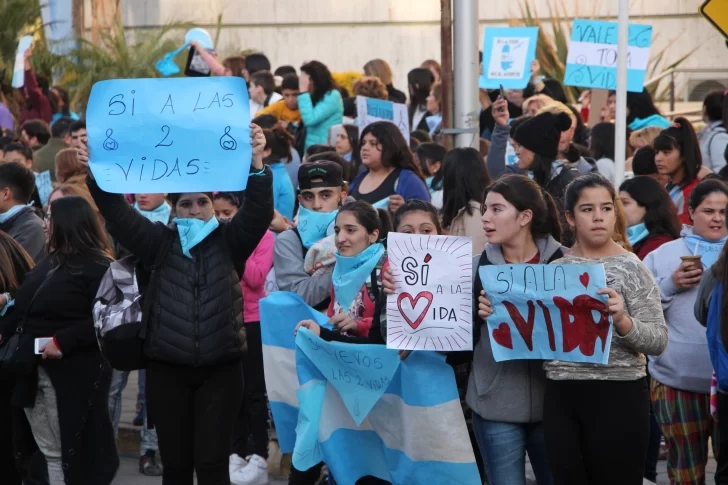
{"left": 241, "top": 230, "right": 275, "bottom": 323}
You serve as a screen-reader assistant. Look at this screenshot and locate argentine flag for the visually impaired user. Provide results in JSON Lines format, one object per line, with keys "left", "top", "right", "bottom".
{"left": 261, "top": 292, "right": 480, "bottom": 484}
{"left": 261, "top": 292, "right": 332, "bottom": 453}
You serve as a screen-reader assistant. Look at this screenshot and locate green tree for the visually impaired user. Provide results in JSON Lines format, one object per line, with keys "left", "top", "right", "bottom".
{"left": 68, "top": 19, "right": 189, "bottom": 111}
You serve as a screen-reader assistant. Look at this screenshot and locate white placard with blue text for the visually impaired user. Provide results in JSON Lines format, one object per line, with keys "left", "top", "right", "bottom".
{"left": 86, "top": 77, "right": 252, "bottom": 194}
{"left": 564, "top": 20, "right": 652, "bottom": 93}
{"left": 479, "top": 27, "right": 539, "bottom": 89}
{"left": 356, "top": 96, "right": 409, "bottom": 143}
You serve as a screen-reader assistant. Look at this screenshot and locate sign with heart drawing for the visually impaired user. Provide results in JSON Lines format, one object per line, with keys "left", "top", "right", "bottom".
{"left": 479, "top": 263, "right": 612, "bottom": 364}
{"left": 386, "top": 233, "right": 473, "bottom": 351}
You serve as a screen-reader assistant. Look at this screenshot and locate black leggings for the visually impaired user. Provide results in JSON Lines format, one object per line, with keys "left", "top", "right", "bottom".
{"left": 0, "top": 380, "right": 21, "bottom": 485}
{"left": 543, "top": 378, "right": 650, "bottom": 485}
{"left": 289, "top": 463, "right": 324, "bottom": 485}
{"left": 716, "top": 392, "right": 728, "bottom": 485}
{"left": 146, "top": 359, "right": 244, "bottom": 485}
{"left": 232, "top": 322, "right": 269, "bottom": 459}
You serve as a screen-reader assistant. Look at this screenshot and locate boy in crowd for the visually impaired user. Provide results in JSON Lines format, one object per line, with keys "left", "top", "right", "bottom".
{"left": 274, "top": 160, "right": 347, "bottom": 310}
{"left": 259, "top": 74, "right": 302, "bottom": 126}
{"left": 34, "top": 117, "right": 72, "bottom": 180}
{"left": 68, "top": 119, "right": 87, "bottom": 149}
{"left": 249, "top": 71, "right": 283, "bottom": 117}
{"left": 3, "top": 143, "right": 43, "bottom": 208}
{"left": 0, "top": 163, "right": 44, "bottom": 262}
{"left": 20, "top": 120, "right": 51, "bottom": 152}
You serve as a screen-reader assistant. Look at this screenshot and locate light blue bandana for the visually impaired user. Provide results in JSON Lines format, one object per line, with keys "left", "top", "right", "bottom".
{"left": 0, "top": 204, "right": 30, "bottom": 224}
{"left": 134, "top": 201, "right": 171, "bottom": 225}
{"left": 627, "top": 222, "right": 649, "bottom": 246}
{"left": 684, "top": 233, "right": 728, "bottom": 269}
{"left": 298, "top": 207, "right": 338, "bottom": 249}
{"left": 332, "top": 243, "right": 385, "bottom": 311}
{"left": 174, "top": 217, "right": 220, "bottom": 258}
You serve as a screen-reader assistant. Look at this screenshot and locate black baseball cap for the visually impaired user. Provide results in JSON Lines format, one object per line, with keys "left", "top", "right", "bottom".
{"left": 298, "top": 160, "right": 344, "bottom": 190}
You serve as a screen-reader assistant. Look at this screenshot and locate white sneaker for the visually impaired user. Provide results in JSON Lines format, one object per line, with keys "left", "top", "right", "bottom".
{"left": 229, "top": 454, "right": 248, "bottom": 476}
{"left": 231, "top": 454, "right": 268, "bottom": 485}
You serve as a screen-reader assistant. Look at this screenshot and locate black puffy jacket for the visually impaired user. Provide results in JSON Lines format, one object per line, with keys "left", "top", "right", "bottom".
{"left": 87, "top": 169, "right": 273, "bottom": 366}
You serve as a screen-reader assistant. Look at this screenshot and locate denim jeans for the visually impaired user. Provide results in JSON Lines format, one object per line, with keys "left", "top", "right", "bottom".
{"left": 108, "top": 369, "right": 158, "bottom": 455}
{"left": 472, "top": 413, "right": 553, "bottom": 485}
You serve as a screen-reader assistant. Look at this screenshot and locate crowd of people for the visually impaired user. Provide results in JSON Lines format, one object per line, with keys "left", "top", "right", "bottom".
{"left": 1, "top": 43, "right": 728, "bottom": 485}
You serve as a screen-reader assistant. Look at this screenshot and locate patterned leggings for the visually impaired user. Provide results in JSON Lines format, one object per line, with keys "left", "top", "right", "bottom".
{"left": 652, "top": 381, "right": 720, "bottom": 485}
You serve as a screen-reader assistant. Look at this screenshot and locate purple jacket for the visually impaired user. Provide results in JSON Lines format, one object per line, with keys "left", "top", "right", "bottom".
{"left": 350, "top": 168, "right": 430, "bottom": 203}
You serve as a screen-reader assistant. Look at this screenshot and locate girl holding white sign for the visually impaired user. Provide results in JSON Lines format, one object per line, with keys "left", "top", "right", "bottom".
{"left": 295, "top": 200, "right": 390, "bottom": 344}
{"left": 472, "top": 174, "right": 564, "bottom": 485}
{"left": 542, "top": 173, "right": 667, "bottom": 485}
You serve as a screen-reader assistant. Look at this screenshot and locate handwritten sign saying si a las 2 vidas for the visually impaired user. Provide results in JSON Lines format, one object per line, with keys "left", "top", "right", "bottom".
{"left": 86, "top": 77, "right": 252, "bottom": 194}
{"left": 479, "top": 264, "right": 612, "bottom": 364}
{"left": 564, "top": 20, "right": 652, "bottom": 93}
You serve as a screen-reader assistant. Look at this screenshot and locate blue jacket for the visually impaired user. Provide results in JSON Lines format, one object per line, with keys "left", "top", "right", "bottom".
{"left": 707, "top": 284, "right": 728, "bottom": 392}
{"left": 350, "top": 168, "right": 430, "bottom": 204}
{"left": 298, "top": 90, "right": 343, "bottom": 149}
{"left": 696, "top": 270, "right": 728, "bottom": 392}
{"left": 269, "top": 161, "right": 295, "bottom": 221}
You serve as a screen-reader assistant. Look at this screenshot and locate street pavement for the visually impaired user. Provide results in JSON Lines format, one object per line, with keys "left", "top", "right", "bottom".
{"left": 112, "top": 454, "right": 289, "bottom": 484}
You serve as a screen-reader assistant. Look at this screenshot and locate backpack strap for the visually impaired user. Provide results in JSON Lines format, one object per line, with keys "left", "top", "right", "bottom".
{"left": 706, "top": 126, "right": 727, "bottom": 165}
{"left": 139, "top": 232, "right": 175, "bottom": 339}
{"left": 293, "top": 227, "right": 308, "bottom": 258}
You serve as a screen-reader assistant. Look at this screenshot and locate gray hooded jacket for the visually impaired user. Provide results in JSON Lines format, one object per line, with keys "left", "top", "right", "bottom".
{"left": 466, "top": 235, "right": 565, "bottom": 423}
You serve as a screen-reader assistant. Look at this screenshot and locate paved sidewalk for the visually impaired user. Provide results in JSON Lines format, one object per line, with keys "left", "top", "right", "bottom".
{"left": 112, "top": 454, "right": 288, "bottom": 484}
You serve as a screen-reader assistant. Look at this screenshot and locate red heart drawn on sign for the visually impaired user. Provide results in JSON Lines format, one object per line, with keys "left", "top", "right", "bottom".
{"left": 579, "top": 272, "right": 590, "bottom": 289}
{"left": 397, "top": 291, "right": 434, "bottom": 330}
{"left": 492, "top": 323, "right": 513, "bottom": 349}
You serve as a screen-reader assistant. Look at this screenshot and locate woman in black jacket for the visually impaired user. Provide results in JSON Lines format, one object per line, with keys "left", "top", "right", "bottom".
{"left": 81, "top": 125, "right": 273, "bottom": 485}
{"left": 0, "top": 232, "right": 36, "bottom": 485}
{"left": 1, "top": 195, "right": 117, "bottom": 485}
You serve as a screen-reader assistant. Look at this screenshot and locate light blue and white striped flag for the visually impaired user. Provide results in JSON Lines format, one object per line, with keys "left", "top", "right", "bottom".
{"left": 260, "top": 292, "right": 332, "bottom": 453}
{"left": 293, "top": 327, "right": 481, "bottom": 485}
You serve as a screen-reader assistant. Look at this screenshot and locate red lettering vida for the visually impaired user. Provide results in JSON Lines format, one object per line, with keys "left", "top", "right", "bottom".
{"left": 553, "top": 295, "right": 611, "bottom": 356}
{"left": 503, "top": 300, "right": 535, "bottom": 351}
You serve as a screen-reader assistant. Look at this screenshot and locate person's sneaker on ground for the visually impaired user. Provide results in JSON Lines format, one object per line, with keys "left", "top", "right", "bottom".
{"left": 229, "top": 453, "right": 248, "bottom": 476}
{"left": 139, "top": 452, "right": 163, "bottom": 476}
{"left": 231, "top": 454, "right": 268, "bottom": 485}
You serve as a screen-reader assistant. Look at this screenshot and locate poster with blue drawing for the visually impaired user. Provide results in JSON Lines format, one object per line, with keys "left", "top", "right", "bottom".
{"left": 356, "top": 96, "right": 409, "bottom": 143}
{"left": 86, "top": 77, "right": 251, "bottom": 194}
{"left": 564, "top": 20, "right": 652, "bottom": 92}
{"left": 479, "top": 263, "right": 612, "bottom": 364}
{"left": 480, "top": 27, "right": 539, "bottom": 89}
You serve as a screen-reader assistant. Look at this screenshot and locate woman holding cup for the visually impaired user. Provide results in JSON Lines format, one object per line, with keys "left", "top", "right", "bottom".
{"left": 644, "top": 179, "right": 728, "bottom": 483}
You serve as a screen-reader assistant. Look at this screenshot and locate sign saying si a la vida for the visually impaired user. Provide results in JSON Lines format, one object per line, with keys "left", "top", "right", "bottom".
{"left": 479, "top": 263, "right": 612, "bottom": 364}
{"left": 86, "top": 77, "right": 252, "bottom": 194}
{"left": 386, "top": 233, "right": 473, "bottom": 351}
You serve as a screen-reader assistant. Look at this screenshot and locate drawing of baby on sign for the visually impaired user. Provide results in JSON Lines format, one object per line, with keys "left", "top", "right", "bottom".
{"left": 386, "top": 233, "right": 473, "bottom": 351}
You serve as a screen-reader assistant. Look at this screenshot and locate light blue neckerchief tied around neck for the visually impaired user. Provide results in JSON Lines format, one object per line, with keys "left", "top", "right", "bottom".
{"left": 627, "top": 222, "right": 650, "bottom": 246}
{"left": 173, "top": 217, "right": 220, "bottom": 258}
{"left": 297, "top": 207, "right": 338, "bottom": 249}
{"left": 0, "top": 204, "right": 31, "bottom": 224}
{"left": 134, "top": 201, "right": 171, "bottom": 225}
{"left": 684, "top": 232, "right": 728, "bottom": 269}
{"left": 332, "top": 243, "right": 385, "bottom": 311}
